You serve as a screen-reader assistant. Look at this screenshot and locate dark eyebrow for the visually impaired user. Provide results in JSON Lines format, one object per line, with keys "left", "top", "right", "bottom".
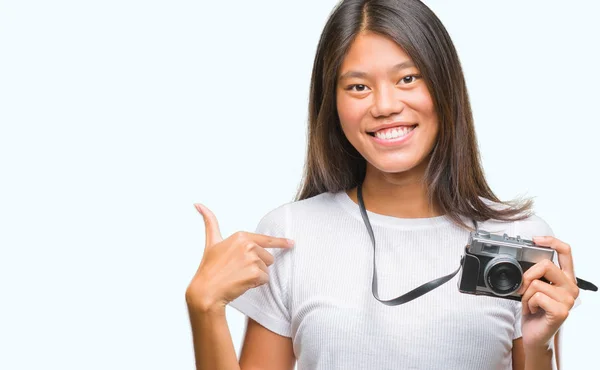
{"left": 338, "top": 60, "right": 416, "bottom": 81}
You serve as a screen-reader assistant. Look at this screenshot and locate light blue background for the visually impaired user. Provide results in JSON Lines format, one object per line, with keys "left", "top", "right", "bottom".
{"left": 1, "top": 0, "right": 598, "bottom": 369}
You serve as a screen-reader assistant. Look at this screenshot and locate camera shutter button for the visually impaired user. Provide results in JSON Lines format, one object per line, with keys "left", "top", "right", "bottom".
{"left": 476, "top": 230, "right": 491, "bottom": 237}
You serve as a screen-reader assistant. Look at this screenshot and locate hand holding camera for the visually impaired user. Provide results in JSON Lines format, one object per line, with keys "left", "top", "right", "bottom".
{"left": 458, "top": 230, "right": 582, "bottom": 350}
{"left": 517, "top": 235, "right": 580, "bottom": 349}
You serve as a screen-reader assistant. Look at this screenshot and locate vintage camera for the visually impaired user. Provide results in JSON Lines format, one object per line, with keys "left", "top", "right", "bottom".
{"left": 458, "top": 229, "right": 555, "bottom": 301}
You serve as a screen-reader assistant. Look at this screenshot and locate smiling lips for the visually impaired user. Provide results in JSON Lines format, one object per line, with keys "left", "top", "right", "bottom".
{"left": 368, "top": 122, "right": 417, "bottom": 138}
{"left": 372, "top": 125, "right": 416, "bottom": 140}
{"left": 367, "top": 123, "right": 417, "bottom": 146}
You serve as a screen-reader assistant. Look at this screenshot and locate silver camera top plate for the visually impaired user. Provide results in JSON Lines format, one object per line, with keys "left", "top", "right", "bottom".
{"left": 468, "top": 229, "right": 554, "bottom": 263}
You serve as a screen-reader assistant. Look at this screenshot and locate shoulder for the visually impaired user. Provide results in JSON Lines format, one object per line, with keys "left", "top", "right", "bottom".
{"left": 477, "top": 197, "right": 554, "bottom": 238}
{"left": 255, "top": 191, "right": 338, "bottom": 236}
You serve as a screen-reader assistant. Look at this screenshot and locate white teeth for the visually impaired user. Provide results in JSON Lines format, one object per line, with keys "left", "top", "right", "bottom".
{"left": 374, "top": 126, "right": 414, "bottom": 140}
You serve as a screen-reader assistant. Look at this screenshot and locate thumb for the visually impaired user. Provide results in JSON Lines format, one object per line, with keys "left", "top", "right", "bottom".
{"left": 194, "top": 203, "right": 223, "bottom": 246}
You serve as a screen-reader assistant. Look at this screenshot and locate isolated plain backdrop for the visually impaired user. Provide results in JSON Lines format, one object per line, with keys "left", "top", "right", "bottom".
{"left": 1, "top": 0, "right": 599, "bottom": 369}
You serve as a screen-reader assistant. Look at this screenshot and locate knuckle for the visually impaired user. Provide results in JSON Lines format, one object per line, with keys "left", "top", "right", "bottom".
{"left": 558, "top": 308, "right": 569, "bottom": 320}
{"left": 542, "top": 259, "right": 553, "bottom": 268}
{"left": 565, "top": 295, "right": 575, "bottom": 307}
{"left": 233, "top": 231, "right": 247, "bottom": 242}
{"left": 531, "top": 279, "right": 543, "bottom": 290}
{"left": 265, "top": 257, "right": 274, "bottom": 266}
{"left": 243, "top": 242, "right": 256, "bottom": 253}
{"left": 248, "top": 253, "right": 262, "bottom": 264}
{"left": 252, "top": 270, "right": 268, "bottom": 287}
{"left": 563, "top": 243, "right": 572, "bottom": 254}
{"left": 250, "top": 265, "right": 263, "bottom": 279}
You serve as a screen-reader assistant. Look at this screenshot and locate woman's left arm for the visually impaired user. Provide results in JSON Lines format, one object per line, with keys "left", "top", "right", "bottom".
{"left": 554, "top": 330, "right": 561, "bottom": 370}
{"left": 512, "top": 331, "right": 560, "bottom": 370}
{"left": 512, "top": 235, "right": 579, "bottom": 370}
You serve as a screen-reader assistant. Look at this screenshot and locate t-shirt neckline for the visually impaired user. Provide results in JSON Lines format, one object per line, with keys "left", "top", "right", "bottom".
{"left": 333, "top": 190, "right": 453, "bottom": 229}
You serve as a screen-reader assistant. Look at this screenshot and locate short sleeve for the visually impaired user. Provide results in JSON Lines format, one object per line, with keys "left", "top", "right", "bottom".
{"left": 227, "top": 205, "right": 293, "bottom": 338}
{"left": 512, "top": 300, "right": 523, "bottom": 340}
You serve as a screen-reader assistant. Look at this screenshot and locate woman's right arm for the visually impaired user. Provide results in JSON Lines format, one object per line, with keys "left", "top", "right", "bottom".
{"left": 187, "top": 301, "right": 240, "bottom": 370}
{"left": 185, "top": 203, "right": 295, "bottom": 370}
{"left": 239, "top": 317, "right": 296, "bottom": 370}
{"left": 187, "top": 299, "right": 295, "bottom": 370}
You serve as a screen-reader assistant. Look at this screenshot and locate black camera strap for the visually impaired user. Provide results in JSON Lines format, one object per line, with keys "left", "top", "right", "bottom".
{"left": 357, "top": 182, "right": 468, "bottom": 306}
{"left": 357, "top": 182, "right": 597, "bottom": 307}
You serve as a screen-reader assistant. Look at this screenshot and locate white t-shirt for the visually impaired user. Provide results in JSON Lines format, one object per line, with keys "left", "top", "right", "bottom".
{"left": 228, "top": 191, "right": 558, "bottom": 369}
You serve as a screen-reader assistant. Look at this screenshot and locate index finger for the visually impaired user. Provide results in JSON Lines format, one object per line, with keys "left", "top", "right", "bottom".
{"left": 533, "top": 236, "right": 575, "bottom": 282}
{"left": 246, "top": 232, "right": 295, "bottom": 249}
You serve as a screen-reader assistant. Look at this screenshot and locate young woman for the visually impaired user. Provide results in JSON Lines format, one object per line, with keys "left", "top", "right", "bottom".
{"left": 185, "top": 1, "right": 580, "bottom": 369}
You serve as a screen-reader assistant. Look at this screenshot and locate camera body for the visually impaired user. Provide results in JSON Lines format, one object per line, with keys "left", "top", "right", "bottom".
{"left": 458, "top": 229, "right": 555, "bottom": 301}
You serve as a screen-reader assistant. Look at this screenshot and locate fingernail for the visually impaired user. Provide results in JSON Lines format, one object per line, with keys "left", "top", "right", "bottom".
{"left": 287, "top": 239, "right": 295, "bottom": 246}
{"left": 194, "top": 203, "right": 203, "bottom": 215}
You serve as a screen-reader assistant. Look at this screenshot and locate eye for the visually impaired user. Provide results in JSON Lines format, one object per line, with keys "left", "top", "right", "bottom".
{"left": 344, "top": 77, "right": 418, "bottom": 93}
{"left": 346, "top": 84, "right": 370, "bottom": 92}
{"left": 399, "top": 74, "right": 421, "bottom": 85}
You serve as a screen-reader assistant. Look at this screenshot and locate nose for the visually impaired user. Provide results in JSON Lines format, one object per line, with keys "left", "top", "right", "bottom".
{"left": 370, "top": 85, "right": 404, "bottom": 118}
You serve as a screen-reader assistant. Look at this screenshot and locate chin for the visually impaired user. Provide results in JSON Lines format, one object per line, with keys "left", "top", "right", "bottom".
{"left": 368, "top": 157, "right": 426, "bottom": 174}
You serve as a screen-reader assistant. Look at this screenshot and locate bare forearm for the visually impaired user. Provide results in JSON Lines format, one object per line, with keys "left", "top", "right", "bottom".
{"left": 525, "top": 346, "right": 553, "bottom": 370}
{"left": 187, "top": 304, "right": 240, "bottom": 370}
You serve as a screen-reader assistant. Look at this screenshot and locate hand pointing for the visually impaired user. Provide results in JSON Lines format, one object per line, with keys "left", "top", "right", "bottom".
{"left": 185, "top": 203, "right": 295, "bottom": 314}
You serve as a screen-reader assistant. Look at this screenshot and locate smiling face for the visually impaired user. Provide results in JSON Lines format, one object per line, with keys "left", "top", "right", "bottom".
{"left": 336, "top": 31, "right": 439, "bottom": 176}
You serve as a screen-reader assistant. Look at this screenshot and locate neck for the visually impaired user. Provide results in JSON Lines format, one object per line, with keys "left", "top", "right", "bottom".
{"left": 346, "top": 161, "right": 443, "bottom": 219}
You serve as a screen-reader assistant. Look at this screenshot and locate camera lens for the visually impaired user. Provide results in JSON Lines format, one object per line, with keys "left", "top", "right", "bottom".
{"left": 484, "top": 257, "right": 523, "bottom": 296}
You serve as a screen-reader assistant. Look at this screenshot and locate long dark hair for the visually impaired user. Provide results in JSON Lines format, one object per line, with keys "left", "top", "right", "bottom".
{"left": 294, "top": 0, "right": 533, "bottom": 228}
